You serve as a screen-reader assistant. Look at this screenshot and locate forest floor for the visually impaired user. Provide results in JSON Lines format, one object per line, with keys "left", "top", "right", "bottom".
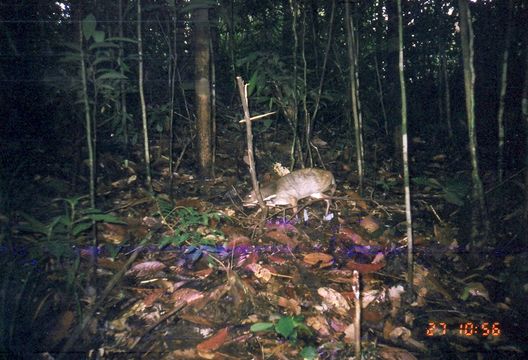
{"left": 3, "top": 128, "right": 527, "bottom": 359}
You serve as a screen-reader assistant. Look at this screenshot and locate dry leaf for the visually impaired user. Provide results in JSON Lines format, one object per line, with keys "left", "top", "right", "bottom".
{"left": 277, "top": 296, "right": 301, "bottom": 315}
{"left": 46, "top": 310, "right": 75, "bottom": 344}
{"left": 372, "top": 252, "right": 385, "bottom": 264}
{"left": 345, "top": 191, "right": 369, "bottom": 210}
{"left": 378, "top": 345, "right": 418, "bottom": 360}
{"left": 98, "top": 223, "right": 127, "bottom": 244}
{"left": 143, "top": 288, "right": 165, "bottom": 307}
{"left": 193, "top": 268, "right": 214, "bottom": 279}
{"left": 196, "top": 327, "right": 229, "bottom": 353}
{"left": 303, "top": 252, "right": 334, "bottom": 268}
{"left": 171, "top": 288, "right": 204, "bottom": 306}
{"left": 127, "top": 260, "right": 166, "bottom": 277}
{"left": 311, "top": 136, "right": 328, "bottom": 148}
{"left": 461, "top": 282, "right": 490, "bottom": 302}
{"left": 388, "top": 285, "right": 405, "bottom": 317}
{"left": 388, "top": 327, "right": 427, "bottom": 352}
{"left": 246, "top": 263, "right": 273, "bottom": 282}
{"left": 268, "top": 254, "right": 288, "bottom": 264}
{"left": 343, "top": 322, "right": 356, "bottom": 344}
{"left": 317, "top": 287, "right": 351, "bottom": 316}
{"left": 329, "top": 317, "right": 347, "bottom": 332}
{"left": 362, "top": 306, "right": 386, "bottom": 323}
{"left": 360, "top": 215, "right": 380, "bottom": 233}
{"left": 306, "top": 315, "right": 331, "bottom": 337}
{"left": 265, "top": 229, "right": 299, "bottom": 248}
{"left": 338, "top": 226, "right": 366, "bottom": 245}
{"left": 345, "top": 260, "right": 385, "bottom": 273}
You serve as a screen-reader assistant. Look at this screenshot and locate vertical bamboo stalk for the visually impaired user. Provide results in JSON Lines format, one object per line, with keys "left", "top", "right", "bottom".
{"left": 396, "top": 0, "right": 414, "bottom": 296}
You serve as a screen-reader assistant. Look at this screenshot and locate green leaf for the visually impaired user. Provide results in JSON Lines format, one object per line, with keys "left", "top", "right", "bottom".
{"left": 247, "top": 71, "right": 259, "bottom": 97}
{"left": 159, "top": 236, "right": 174, "bottom": 248}
{"left": 275, "top": 317, "right": 295, "bottom": 339}
{"left": 82, "top": 207, "right": 104, "bottom": 215}
{"left": 18, "top": 212, "right": 49, "bottom": 235}
{"left": 88, "top": 42, "right": 119, "bottom": 51}
{"left": 428, "top": 178, "right": 443, "bottom": 188}
{"left": 411, "top": 176, "right": 429, "bottom": 186}
{"left": 61, "top": 42, "right": 81, "bottom": 51}
{"left": 53, "top": 215, "right": 71, "bottom": 229}
{"left": 96, "top": 71, "right": 128, "bottom": 81}
{"left": 93, "top": 30, "right": 105, "bottom": 43}
{"left": 92, "top": 57, "right": 113, "bottom": 67}
{"left": 58, "top": 53, "right": 82, "bottom": 63}
{"left": 444, "top": 178, "right": 470, "bottom": 197}
{"left": 46, "top": 240, "right": 70, "bottom": 259}
{"left": 105, "top": 36, "right": 138, "bottom": 44}
{"left": 98, "top": 84, "right": 118, "bottom": 92}
{"left": 59, "top": 195, "right": 86, "bottom": 209}
{"left": 250, "top": 322, "right": 274, "bottom": 332}
{"left": 81, "top": 213, "right": 125, "bottom": 223}
{"left": 261, "top": 119, "right": 273, "bottom": 131}
{"left": 82, "top": 14, "right": 97, "bottom": 40}
{"left": 294, "top": 322, "right": 312, "bottom": 336}
{"left": 300, "top": 346, "right": 317, "bottom": 360}
{"left": 443, "top": 191, "right": 464, "bottom": 206}
{"left": 72, "top": 221, "right": 93, "bottom": 236}
{"left": 106, "top": 244, "right": 122, "bottom": 259}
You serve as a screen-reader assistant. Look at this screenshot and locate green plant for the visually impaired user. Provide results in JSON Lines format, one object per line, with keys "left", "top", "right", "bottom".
{"left": 19, "top": 195, "right": 124, "bottom": 259}
{"left": 251, "top": 315, "right": 313, "bottom": 343}
{"left": 251, "top": 315, "right": 315, "bottom": 359}
{"left": 157, "top": 203, "right": 224, "bottom": 248}
{"left": 376, "top": 177, "right": 399, "bottom": 192}
{"left": 299, "top": 346, "right": 318, "bottom": 360}
{"left": 51, "top": 14, "right": 137, "bottom": 145}
{"left": 412, "top": 176, "right": 470, "bottom": 206}
{"left": 1, "top": 194, "right": 125, "bottom": 357}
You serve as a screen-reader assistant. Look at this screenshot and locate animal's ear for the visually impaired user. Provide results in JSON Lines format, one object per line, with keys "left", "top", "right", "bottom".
{"left": 262, "top": 194, "right": 277, "bottom": 201}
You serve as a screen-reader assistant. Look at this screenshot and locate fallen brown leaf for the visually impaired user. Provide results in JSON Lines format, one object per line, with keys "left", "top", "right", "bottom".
{"left": 317, "top": 287, "right": 351, "bottom": 316}
{"left": 143, "top": 288, "right": 165, "bottom": 307}
{"left": 378, "top": 345, "right": 418, "bottom": 360}
{"left": 277, "top": 296, "right": 301, "bottom": 315}
{"left": 171, "top": 288, "right": 204, "bottom": 306}
{"left": 345, "top": 260, "right": 385, "bottom": 273}
{"left": 265, "top": 229, "right": 299, "bottom": 248}
{"left": 338, "top": 226, "right": 366, "bottom": 245}
{"left": 359, "top": 215, "right": 380, "bottom": 233}
{"left": 127, "top": 260, "right": 166, "bottom": 277}
{"left": 306, "top": 315, "right": 331, "bottom": 337}
{"left": 303, "top": 252, "right": 334, "bottom": 268}
{"left": 98, "top": 223, "right": 128, "bottom": 244}
{"left": 196, "top": 327, "right": 230, "bottom": 353}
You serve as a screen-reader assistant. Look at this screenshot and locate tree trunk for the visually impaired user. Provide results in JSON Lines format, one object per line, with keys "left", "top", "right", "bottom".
{"left": 522, "top": 37, "right": 528, "bottom": 244}
{"left": 345, "top": 0, "right": 364, "bottom": 193}
{"left": 193, "top": 7, "right": 213, "bottom": 177}
{"left": 497, "top": 0, "right": 514, "bottom": 182}
{"left": 386, "top": 0, "right": 400, "bottom": 132}
{"left": 137, "top": 0, "right": 153, "bottom": 191}
{"left": 458, "top": 0, "right": 489, "bottom": 244}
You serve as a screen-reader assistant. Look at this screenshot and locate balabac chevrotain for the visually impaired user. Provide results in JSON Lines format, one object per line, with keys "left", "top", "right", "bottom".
{"left": 243, "top": 168, "right": 336, "bottom": 216}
